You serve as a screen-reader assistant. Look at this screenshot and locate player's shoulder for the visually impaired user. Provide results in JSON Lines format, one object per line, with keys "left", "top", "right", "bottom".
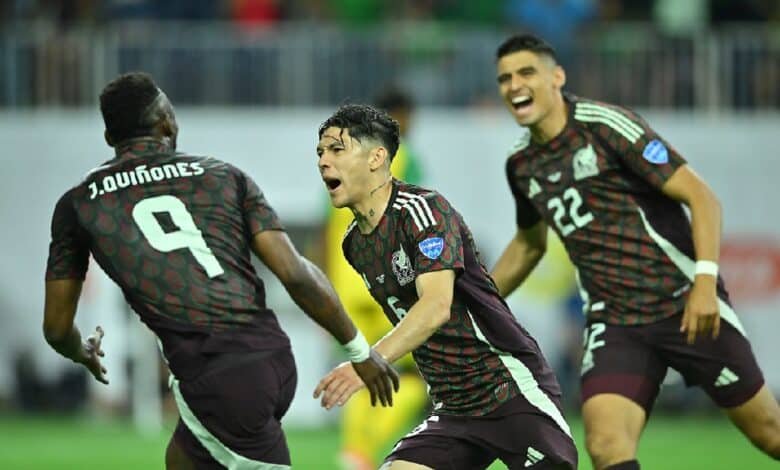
{"left": 391, "top": 180, "right": 450, "bottom": 230}
{"left": 570, "top": 94, "right": 646, "bottom": 143}
{"left": 506, "top": 130, "right": 532, "bottom": 161}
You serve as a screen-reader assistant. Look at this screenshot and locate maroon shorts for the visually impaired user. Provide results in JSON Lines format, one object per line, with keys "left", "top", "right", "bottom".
{"left": 170, "top": 348, "right": 297, "bottom": 469}
{"left": 383, "top": 395, "right": 577, "bottom": 470}
{"left": 580, "top": 313, "right": 764, "bottom": 414}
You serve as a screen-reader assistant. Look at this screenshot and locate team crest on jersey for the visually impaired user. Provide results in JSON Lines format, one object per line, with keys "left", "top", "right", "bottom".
{"left": 573, "top": 144, "right": 600, "bottom": 180}
{"left": 392, "top": 245, "right": 416, "bottom": 286}
{"left": 642, "top": 139, "right": 669, "bottom": 164}
{"left": 418, "top": 237, "right": 445, "bottom": 260}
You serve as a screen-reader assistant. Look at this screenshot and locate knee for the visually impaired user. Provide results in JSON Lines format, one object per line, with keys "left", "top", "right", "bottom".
{"left": 586, "top": 430, "right": 636, "bottom": 469}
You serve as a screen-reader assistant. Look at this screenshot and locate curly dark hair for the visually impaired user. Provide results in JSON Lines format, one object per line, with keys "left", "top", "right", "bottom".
{"left": 318, "top": 104, "right": 400, "bottom": 161}
{"left": 99, "top": 72, "right": 161, "bottom": 143}
{"left": 496, "top": 33, "right": 558, "bottom": 63}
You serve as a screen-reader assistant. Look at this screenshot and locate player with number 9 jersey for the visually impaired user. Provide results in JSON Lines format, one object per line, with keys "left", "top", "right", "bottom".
{"left": 47, "top": 141, "right": 289, "bottom": 345}
{"left": 43, "top": 72, "right": 399, "bottom": 470}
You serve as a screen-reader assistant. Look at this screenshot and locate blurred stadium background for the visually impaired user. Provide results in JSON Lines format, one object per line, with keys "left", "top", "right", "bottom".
{"left": 1, "top": 1, "right": 779, "bottom": 469}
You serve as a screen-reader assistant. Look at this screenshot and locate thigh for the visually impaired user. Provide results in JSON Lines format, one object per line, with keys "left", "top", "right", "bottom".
{"left": 383, "top": 415, "right": 495, "bottom": 470}
{"left": 173, "top": 348, "right": 296, "bottom": 467}
{"left": 651, "top": 315, "right": 765, "bottom": 408}
{"left": 580, "top": 321, "right": 667, "bottom": 414}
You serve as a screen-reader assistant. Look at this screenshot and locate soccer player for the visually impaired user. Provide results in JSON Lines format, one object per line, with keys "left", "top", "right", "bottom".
{"left": 324, "top": 89, "right": 428, "bottom": 469}
{"left": 491, "top": 33, "right": 780, "bottom": 469}
{"left": 313, "top": 104, "right": 577, "bottom": 470}
{"left": 42, "top": 72, "right": 399, "bottom": 470}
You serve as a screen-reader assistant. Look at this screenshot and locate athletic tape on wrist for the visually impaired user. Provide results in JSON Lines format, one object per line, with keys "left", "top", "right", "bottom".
{"left": 344, "top": 332, "right": 370, "bottom": 362}
{"left": 695, "top": 260, "right": 718, "bottom": 277}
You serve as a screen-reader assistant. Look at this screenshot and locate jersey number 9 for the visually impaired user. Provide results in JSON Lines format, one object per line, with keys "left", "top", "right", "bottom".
{"left": 132, "top": 195, "right": 225, "bottom": 278}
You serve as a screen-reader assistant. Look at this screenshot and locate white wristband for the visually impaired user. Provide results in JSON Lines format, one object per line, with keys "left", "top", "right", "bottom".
{"left": 343, "top": 331, "right": 371, "bottom": 363}
{"left": 695, "top": 260, "right": 718, "bottom": 277}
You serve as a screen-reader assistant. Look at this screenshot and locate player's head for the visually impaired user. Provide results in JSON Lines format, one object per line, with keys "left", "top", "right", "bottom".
{"left": 495, "top": 33, "right": 566, "bottom": 127}
{"left": 375, "top": 87, "right": 415, "bottom": 137}
{"left": 99, "top": 72, "right": 178, "bottom": 149}
{"left": 317, "top": 104, "right": 400, "bottom": 208}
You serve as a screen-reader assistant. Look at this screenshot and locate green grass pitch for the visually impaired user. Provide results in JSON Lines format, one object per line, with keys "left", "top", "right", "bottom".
{"left": 0, "top": 414, "right": 775, "bottom": 469}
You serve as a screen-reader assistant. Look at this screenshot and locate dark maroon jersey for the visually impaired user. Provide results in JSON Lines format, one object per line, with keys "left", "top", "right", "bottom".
{"left": 46, "top": 139, "right": 290, "bottom": 356}
{"left": 343, "top": 180, "right": 565, "bottom": 424}
{"left": 506, "top": 94, "right": 731, "bottom": 326}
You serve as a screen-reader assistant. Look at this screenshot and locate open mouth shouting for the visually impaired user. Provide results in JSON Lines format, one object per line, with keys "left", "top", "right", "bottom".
{"left": 323, "top": 176, "right": 342, "bottom": 194}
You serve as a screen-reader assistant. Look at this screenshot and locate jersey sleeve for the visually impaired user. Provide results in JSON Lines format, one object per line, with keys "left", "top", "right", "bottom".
{"left": 45, "top": 190, "right": 90, "bottom": 281}
{"left": 398, "top": 191, "right": 465, "bottom": 275}
{"left": 591, "top": 103, "right": 687, "bottom": 190}
{"left": 505, "top": 158, "right": 542, "bottom": 229}
{"left": 237, "top": 168, "right": 284, "bottom": 236}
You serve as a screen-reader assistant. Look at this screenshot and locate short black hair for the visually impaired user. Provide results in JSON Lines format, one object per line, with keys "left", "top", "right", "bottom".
{"left": 318, "top": 104, "right": 400, "bottom": 161}
{"left": 375, "top": 87, "right": 414, "bottom": 113}
{"left": 496, "top": 33, "right": 558, "bottom": 63}
{"left": 99, "top": 72, "right": 161, "bottom": 143}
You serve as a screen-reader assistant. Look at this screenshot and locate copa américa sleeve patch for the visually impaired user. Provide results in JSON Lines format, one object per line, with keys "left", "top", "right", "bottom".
{"left": 642, "top": 139, "right": 669, "bottom": 164}
{"left": 418, "top": 237, "right": 445, "bottom": 260}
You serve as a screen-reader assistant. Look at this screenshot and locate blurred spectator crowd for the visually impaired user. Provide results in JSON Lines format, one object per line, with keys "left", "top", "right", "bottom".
{"left": 1, "top": 0, "right": 778, "bottom": 110}
{"left": 1, "top": 0, "right": 778, "bottom": 29}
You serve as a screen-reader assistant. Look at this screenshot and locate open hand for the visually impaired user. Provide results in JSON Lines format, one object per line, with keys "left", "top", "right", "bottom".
{"left": 79, "top": 326, "right": 108, "bottom": 384}
{"left": 313, "top": 349, "right": 398, "bottom": 409}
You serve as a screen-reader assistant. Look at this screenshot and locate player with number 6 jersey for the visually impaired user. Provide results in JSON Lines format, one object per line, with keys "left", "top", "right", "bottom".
{"left": 43, "top": 72, "right": 398, "bottom": 470}
{"left": 491, "top": 34, "right": 780, "bottom": 470}
{"left": 313, "top": 104, "right": 577, "bottom": 470}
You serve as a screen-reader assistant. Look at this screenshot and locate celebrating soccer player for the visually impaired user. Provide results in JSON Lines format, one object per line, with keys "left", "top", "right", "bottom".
{"left": 42, "top": 72, "right": 398, "bottom": 469}
{"left": 313, "top": 104, "right": 577, "bottom": 470}
{"left": 491, "top": 33, "right": 780, "bottom": 469}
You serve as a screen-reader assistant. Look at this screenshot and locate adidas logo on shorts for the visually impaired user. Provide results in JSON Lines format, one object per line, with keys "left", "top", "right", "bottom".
{"left": 524, "top": 446, "right": 545, "bottom": 467}
{"left": 714, "top": 367, "right": 739, "bottom": 387}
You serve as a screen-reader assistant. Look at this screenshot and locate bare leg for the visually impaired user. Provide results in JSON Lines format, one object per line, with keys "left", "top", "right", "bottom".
{"left": 166, "top": 435, "right": 196, "bottom": 470}
{"left": 582, "top": 393, "right": 646, "bottom": 470}
{"left": 379, "top": 460, "right": 434, "bottom": 470}
{"left": 725, "top": 385, "right": 780, "bottom": 459}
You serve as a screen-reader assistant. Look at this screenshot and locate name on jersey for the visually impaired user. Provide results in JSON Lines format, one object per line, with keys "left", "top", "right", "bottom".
{"left": 87, "top": 162, "right": 204, "bottom": 199}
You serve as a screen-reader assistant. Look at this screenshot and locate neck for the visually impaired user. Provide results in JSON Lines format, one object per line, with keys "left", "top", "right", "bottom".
{"left": 529, "top": 94, "right": 568, "bottom": 144}
{"left": 114, "top": 136, "right": 170, "bottom": 156}
{"left": 352, "top": 176, "right": 393, "bottom": 233}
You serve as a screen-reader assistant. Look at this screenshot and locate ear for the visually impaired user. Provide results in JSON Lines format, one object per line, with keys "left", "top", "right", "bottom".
{"left": 553, "top": 65, "right": 566, "bottom": 90}
{"left": 368, "top": 146, "right": 389, "bottom": 172}
{"left": 104, "top": 129, "right": 114, "bottom": 147}
{"left": 156, "top": 116, "right": 175, "bottom": 138}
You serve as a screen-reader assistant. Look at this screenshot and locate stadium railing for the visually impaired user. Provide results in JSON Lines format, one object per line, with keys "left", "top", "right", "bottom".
{"left": 0, "top": 21, "right": 778, "bottom": 110}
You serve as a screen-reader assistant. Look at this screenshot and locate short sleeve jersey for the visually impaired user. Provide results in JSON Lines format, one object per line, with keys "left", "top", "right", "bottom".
{"left": 343, "top": 180, "right": 561, "bottom": 417}
{"left": 505, "top": 94, "right": 731, "bottom": 325}
{"left": 46, "top": 139, "right": 290, "bottom": 353}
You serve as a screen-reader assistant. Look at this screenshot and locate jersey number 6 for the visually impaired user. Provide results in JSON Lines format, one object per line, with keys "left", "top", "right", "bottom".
{"left": 132, "top": 195, "right": 225, "bottom": 278}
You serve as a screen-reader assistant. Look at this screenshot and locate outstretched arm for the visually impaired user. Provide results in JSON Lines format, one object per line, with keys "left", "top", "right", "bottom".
{"left": 491, "top": 220, "right": 548, "bottom": 298}
{"left": 43, "top": 279, "right": 108, "bottom": 384}
{"left": 662, "top": 164, "right": 722, "bottom": 344}
{"left": 314, "top": 269, "right": 454, "bottom": 409}
{"left": 251, "top": 229, "right": 399, "bottom": 405}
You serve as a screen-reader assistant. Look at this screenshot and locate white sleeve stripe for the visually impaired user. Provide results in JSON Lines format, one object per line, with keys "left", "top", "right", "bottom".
{"left": 574, "top": 112, "right": 642, "bottom": 144}
{"left": 405, "top": 198, "right": 433, "bottom": 229}
{"left": 393, "top": 202, "right": 425, "bottom": 231}
{"left": 577, "top": 103, "right": 645, "bottom": 136}
{"left": 575, "top": 107, "right": 643, "bottom": 141}
{"left": 398, "top": 191, "right": 436, "bottom": 226}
